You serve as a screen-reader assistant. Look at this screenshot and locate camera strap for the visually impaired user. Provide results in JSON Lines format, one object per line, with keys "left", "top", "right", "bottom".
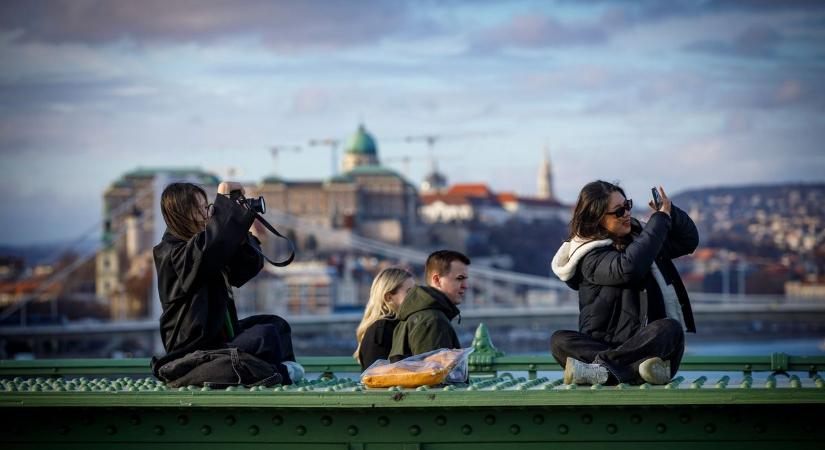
{"left": 250, "top": 212, "right": 295, "bottom": 267}
{"left": 230, "top": 190, "right": 294, "bottom": 267}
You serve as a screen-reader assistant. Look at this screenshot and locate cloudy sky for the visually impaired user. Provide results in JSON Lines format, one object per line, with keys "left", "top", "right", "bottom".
{"left": 1, "top": 0, "right": 824, "bottom": 245}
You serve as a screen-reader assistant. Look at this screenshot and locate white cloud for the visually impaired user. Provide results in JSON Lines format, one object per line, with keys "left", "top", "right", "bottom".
{"left": 0, "top": 1, "right": 824, "bottom": 244}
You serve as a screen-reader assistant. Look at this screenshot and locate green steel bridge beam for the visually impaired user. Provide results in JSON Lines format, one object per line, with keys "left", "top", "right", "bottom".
{"left": 2, "top": 323, "right": 824, "bottom": 448}
{"left": 2, "top": 354, "right": 824, "bottom": 378}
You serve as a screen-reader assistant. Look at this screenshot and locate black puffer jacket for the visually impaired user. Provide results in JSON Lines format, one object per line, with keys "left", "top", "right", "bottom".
{"left": 551, "top": 205, "right": 698, "bottom": 345}
{"left": 357, "top": 315, "right": 399, "bottom": 371}
{"left": 151, "top": 193, "right": 263, "bottom": 377}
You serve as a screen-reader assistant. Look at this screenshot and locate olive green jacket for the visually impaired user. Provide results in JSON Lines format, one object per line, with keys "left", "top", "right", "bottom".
{"left": 388, "top": 286, "right": 461, "bottom": 361}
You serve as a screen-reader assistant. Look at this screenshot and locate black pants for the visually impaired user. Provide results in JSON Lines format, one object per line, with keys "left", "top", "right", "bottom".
{"left": 550, "top": 318, "right": 685, "bottom": 385}
{"left": 229, "top": 315, "right": 296, "bottom": 381}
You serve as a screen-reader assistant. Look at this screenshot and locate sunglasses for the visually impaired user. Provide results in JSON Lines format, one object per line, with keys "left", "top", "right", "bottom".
{"left": 605, "top": 199, "right": 633, "bottom": 218}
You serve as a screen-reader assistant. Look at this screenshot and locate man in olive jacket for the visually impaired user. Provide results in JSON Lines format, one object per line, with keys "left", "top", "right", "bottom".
{"left": 389, "top": 250, "right": 470, "bottom": 361}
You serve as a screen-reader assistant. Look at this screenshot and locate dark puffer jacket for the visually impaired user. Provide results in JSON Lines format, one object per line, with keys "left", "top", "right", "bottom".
{"left": 388, "top": 286, "right": 461, "bottom": 361}
{"left": 357, "top": 315, "right": 399, "bottom": 371}
{"left": 151, "top": 193, "right": 263, "bottom": 377}
{"left": 551, "top": 205, "right": 698, "bottom": 346}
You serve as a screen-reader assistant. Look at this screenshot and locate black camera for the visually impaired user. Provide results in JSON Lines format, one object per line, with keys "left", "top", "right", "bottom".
{"left": 230, "top": 190, "right": 293, "bottom": 267}
{"left": 230, "top": 190, "right": 266, "bottom": 214}
{"left": 244, "top": 196, "right": 266, "bottom": 214}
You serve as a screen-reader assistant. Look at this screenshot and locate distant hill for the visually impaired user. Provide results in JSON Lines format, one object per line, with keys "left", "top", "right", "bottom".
{"left": 670, "top": 182, "right": 825, "bottom": 258}
{"left": 672, "top": 183, "right": 825, "bottom": 202}
{"left": 0, "top": 239, "right": 99, "bottom": 266}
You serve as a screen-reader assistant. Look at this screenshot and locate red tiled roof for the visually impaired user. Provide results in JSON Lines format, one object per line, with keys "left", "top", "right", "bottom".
{"left": 693, "top": 248, "right": 716, "bottom": 261}
{"left": 0, "top": 278, "right": 62, "bottom": 295}
{"left": 497, "top": 192, "right": 518, "bottom": 203}
{"left": 682, "top": 273, "right": 705, "bottom": 283}
{"left": 447, "top": 183, "right": 494, "bottom": 197}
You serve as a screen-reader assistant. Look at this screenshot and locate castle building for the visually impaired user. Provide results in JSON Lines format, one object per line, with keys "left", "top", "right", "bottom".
{"left": 94, "top": 126, "right": 419, "bottom": 318}
{"left": 420, "top": 158, "right": 448, "bottom": 194}
{"left": 251, "top": 123, "right": 420, "bottom": 246}
{"left": 96, "top": 168, "right": 219, "bottom": 319}
{"left": 420, "top": 147, "right": 567, "bottom": 224}
{"left": 341, "top": 124, "right": 379, "bottom": 172}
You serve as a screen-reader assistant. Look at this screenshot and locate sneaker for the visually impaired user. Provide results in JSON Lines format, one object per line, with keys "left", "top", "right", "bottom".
{"left": 638, "top": 357, "right": 671, "bottom": 384}
{"left": 282, "top": 361, "right": 305, "bottom": 383}
{"left": 563, "top": 357, "right": 609, "bottom": 385}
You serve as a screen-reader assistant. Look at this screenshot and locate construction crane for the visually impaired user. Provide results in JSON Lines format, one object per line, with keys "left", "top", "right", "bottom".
{"left": 396, "top": 131, "right": 501, "bottom": 190}
{"left": 401, "top": 131, "right": 502, "bottom": 163}
{"left": 403, "top": 131, "right": 498, "bottom": 154}
{"left": 307, "top": 138, "right": 341, "bottom": 176}
{"left": 269, "top": 144, "right": 302, "bottom": 177}
{"left": 396, "top": 135, "right": 445, "bottom": 185}
{"left": 383, "top": 155, "right": 430, "bottom": 178}
{"left": 403, "top": 134, "right": 440, "bottom": 158}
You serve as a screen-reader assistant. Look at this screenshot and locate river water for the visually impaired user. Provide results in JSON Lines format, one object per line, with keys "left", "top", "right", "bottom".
{"left": 684, "top": 337, "right": 825, "bottom": 356}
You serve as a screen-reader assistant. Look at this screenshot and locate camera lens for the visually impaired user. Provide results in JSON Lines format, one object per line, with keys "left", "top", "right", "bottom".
{"left": 245, "top": 196, "right": 266, "bottom": 214}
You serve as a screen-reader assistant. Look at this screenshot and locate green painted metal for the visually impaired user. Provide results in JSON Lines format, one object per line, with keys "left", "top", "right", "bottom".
{"left": 2, "top": 403, "right": 824, "bottom": 449}
{"left": 0, "top": 356, "right": 359, "bottom": 376}
{"left": 3, "top": 379, "right": 823, "bottom": 408}
{"left": 4, "top": 353, "right": 825, "bottom": 377}
{"left": 2, "top": 324, "right": 824, "bottom": 447}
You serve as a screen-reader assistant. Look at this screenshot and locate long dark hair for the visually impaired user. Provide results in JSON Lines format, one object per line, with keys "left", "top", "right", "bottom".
{"left": 160, "top": 183, "right": 208, "bottom": 240}
{"left": 568, "top": 180, "right": 636, "bottom": 250}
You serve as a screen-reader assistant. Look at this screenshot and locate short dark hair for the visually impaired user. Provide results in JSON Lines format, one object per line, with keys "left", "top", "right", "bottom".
{"left": 425, "top": 250, "right": 470, "bottom": 282}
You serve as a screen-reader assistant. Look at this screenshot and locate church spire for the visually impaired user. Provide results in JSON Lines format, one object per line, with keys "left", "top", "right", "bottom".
{"left": 537, "top": 144, "right": 554, "bottom": 200}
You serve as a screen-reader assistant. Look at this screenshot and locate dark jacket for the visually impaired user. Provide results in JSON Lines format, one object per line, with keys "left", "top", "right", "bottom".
{"left": 151, "top": 193, "right": 264, "bottom": 377}
{"left": 389, "top": 286, "right": 461, "bottom": 361}
{"left": 358, "top": 315, "right": 399, "bottom": 371}
{"left": 551, "top": 205, "right": 698, "bottom": 346}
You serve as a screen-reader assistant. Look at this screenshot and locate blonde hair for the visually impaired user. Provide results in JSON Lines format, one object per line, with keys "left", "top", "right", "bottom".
{"left": 354, "top": 267, "right": 414, "bottom": 362}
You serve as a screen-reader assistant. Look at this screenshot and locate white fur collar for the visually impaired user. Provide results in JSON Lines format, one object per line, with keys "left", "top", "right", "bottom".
{"left": 551, "top": 236, "right": 613, "bottom": 281}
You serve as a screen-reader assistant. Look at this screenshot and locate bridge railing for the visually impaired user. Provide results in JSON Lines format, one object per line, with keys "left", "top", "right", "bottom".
{"left": 2, "top": 324, "right": 823, "bottom": 379}
{"left": 2, "top": 355, "right": 824, "bottom": 378}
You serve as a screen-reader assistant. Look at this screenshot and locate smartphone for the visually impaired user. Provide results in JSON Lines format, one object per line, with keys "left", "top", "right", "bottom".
{"left": 651, "top": 187, "right": 662, "bottom": 210}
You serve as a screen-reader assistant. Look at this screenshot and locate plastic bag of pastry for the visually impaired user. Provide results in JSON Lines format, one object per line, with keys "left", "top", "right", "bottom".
{"left": 360, "top": 348, "right": 474, "bottom": 388}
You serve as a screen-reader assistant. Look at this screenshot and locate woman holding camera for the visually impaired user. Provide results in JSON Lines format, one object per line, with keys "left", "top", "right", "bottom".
{"left": 550, "top": 181, "right": 698, "bottom": 385}
{"left": 151, "top": 181, "right": 302, "bottom": 385}
{"left": 354, "top": 267, "right": 415, "bottom": 371}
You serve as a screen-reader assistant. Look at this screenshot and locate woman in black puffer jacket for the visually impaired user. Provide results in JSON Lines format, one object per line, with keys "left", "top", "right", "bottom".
{"left": 550, "top": 180, "right": 698, "bottom": 385}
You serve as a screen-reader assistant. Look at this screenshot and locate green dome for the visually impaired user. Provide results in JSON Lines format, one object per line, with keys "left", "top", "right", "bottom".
{"left": 261, "top": 175, "right": 286, "bottom": 185}
{"left": 344, "top": 124, "right": 377, "bottom": 155}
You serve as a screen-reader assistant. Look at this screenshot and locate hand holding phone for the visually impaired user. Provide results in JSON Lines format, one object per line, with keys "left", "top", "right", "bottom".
{"left": 651, "top": 187, "right": 662, "bottom": 210}
{"left": 649, "top": 185, "right": 671, "bottom": 216}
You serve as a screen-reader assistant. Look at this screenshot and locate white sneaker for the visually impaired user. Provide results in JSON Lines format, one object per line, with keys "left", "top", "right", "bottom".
{"left": 563, "top": 357, "right": 609, "bottom": 385}
{"left": 282, "top": 361, "right": 305, "bottom": 383}
{"left": 638, "top": 357, "right": 671, "bottom": 385}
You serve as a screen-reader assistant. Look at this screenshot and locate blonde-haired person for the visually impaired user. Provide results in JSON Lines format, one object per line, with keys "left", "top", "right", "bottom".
{"left": 355, "top": 267, "right": 415, "bottom": 370}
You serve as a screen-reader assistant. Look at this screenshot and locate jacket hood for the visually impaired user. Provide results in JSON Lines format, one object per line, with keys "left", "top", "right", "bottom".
{"left": 396, "top": 285, "right": 460, "bottom": 321}
{"left": 551, "top": 236, "right": 613, "bottom": 282}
